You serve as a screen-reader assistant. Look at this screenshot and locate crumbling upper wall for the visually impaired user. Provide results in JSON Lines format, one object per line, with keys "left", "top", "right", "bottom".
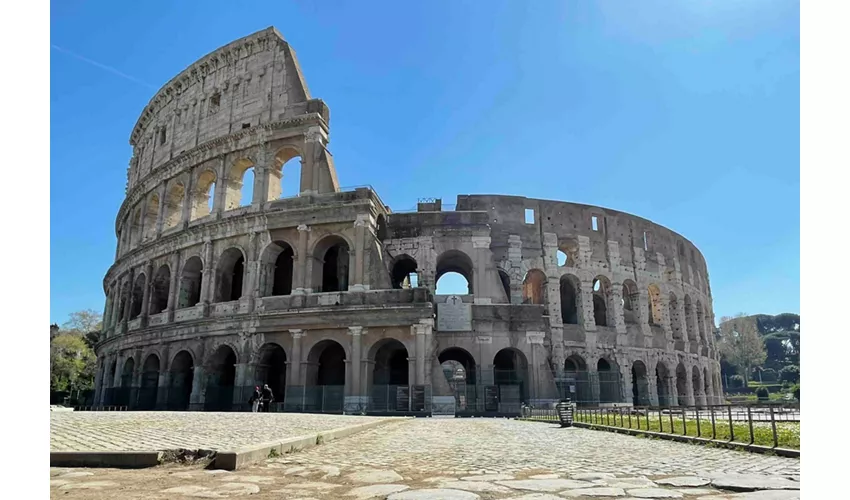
{"left": 126, "top": 27, "right": 312, "bottom": 190}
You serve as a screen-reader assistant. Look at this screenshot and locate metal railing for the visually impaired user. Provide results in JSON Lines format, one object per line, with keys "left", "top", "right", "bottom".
{"left": 520, "top": 403, "right": 799, "bottom": 455}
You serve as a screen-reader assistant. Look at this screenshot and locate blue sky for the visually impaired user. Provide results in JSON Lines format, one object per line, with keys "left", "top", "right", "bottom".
{"left": 50, "top": 0, "right": 799, "bottom": 325}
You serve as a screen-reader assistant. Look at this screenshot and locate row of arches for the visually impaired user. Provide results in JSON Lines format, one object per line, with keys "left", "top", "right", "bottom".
{"left": 121, "top": 148, "right": 303, "bottom": 254}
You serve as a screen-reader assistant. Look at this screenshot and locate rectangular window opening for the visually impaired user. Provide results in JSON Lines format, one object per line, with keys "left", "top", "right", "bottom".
{"left": 242, "top": 123, "right": 251, "bottom": 129}
{"left": 159, "top": 128, "right": 167, "bottom": 145}
{"left": 592, "top": 215, "right": 599, "bottom": 231}
{"left": 524, "top": 208, "right": 535, "bottom": 224}
{"left": 409, "top": 273, "right": 419, "bottom": 288}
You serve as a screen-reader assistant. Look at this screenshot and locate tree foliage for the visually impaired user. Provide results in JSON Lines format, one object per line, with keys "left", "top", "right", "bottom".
{"left": 60, "top": 308, "right": 103, "bottom": 349}
{"left": 50, "top": 334, "right": 95, "bottom": 392}
{"left": 718, "top": 313, "right": 766, "bottom": 387}
{"left": 779, "top": 365, "right": 800, "bottom": 384}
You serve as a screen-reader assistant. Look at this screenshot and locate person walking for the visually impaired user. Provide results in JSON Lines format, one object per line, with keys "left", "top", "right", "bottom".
{"left": 261, "top": 384, "right": 274, "bottom": 412}
{"left": 249, "top": 386, "right": 261, "bottom": 412}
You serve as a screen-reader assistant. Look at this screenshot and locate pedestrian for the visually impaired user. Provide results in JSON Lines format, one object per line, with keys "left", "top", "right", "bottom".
{"left": 261, "top": 384, "right": 274, "bottom": 412}
{"left": 249, "top": 386, "right": 261, "bottom": 412}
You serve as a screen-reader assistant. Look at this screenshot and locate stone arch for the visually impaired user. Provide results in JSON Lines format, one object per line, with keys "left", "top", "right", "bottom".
{"left": 269, "top": 146, "right": 304, "bottom": 200}
{"left": 178, "top": 256, "right": 204, "bottom": 308}
{"left": 129, "top": 206, "right": 143, "bottom": 247}
{"left": 259, "top": 240, "right": 295, "bottom": 296}
{"left": 631, "top": 360, "right": 650, "bottom": 406}
{"left": 668, "top": 292, "right": 683, "bottom": 340}
{"left": 254, "top": 343, "right": 287, "bottom": 405}
{"left": 522, "top": 269, "right": 547, "bottom": 305}
{"left": 656, "top": 361, "right": 672, "bottom": 406}
{"left": 167, "top": 350, "right": 194, "bottom": 410}
{"left": 311, "top": 235, "right": 351, "bottom": 292}
{"left": 225, "top": 157, "right": 255, "bottom": 210}
{"left": 149, "top": 264, "right": 171, "bottom": 315}
{"left": 676, "top": 362, "right": 688, "bottom": 406}
{"left": 597, "top": 357, "right": 622, "bottom": 404}
{"left": 142, "top": 193, "right": 160, "bottom": 241}
{"left": 370, "top": 338, "right": 409, "bottom": 386}
{"left": 138, "top": 354, "right": 160, "bottom": 410}
{"left": 622, "top": 279, "right": 640, "bottom": 324}
{"left": 191, "top": 169, "right": 217, "bottom": 220}
{"left": 684, "top": 294, "right": 696, "bottom": 341}
{"left": 647, "top": 284, "right": 663, "bottom": 326}
{"left": 592, "top": 275, "right": 614, "bottom": 327}
{"left": 560, "top": 274, "right": 581, "bottom": 325}
{"left": 306, "top": 339, "right": 346, "bottom": 386}
{"left": 391, "top": 254, "right": 418, "bottom": 289}
{"left": 435, "top": 249, "right": 474, "bottom": 294}
{"left": 215, "top": 247, "right": 246, "bottom": 302}
{"left": 129, "top": 273, "right": 146, "bottom": 319}
{"left": 116, "top": 356, "right": 135, "bottom": 407}
{"left": 494, "top": 348, "right": 529, "bottom": 404}
{"left": 163, "top": 180, "right": 185, "bottom": 230}
{"left": 439, "top": 347, "right": 478, "bottom": 386}
{"left": 558, "top": 238, "right": 580, "bottom": 268}
{"left": 204, "top": 344, "right": 237, "bottom": 411}
{"left": 563, "top": 354, "right": 590, "bottom": 404}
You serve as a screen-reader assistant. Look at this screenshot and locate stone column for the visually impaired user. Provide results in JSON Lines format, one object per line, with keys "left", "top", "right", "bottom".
{"left": 166, "top": 253, "right": 180, "bottom": 322}
{"left": 667, "top": 375, "right": 679, "bottom": 406}
{"left": 289, "top": 330, "right": 304, "bottom": 386}
{"left": 684, "top": 368, "right": 695, "bottom": 406}
{"left": 660, "top": 294, "right": 673, "bottom": 340}
{"left": 252, "top": 165, "right": 268, "bottom": 206}
{"left": 293, "top": 225, "right": 310, "bottom": 294}
{"left": 245, "top": 232, "right": 259, "bottom": 312}
{"left": 350, "top": 214, "right": 370, "bottom": 291}
{"left": 471, "top": 236, "right": 491, "bottom": 304}
{"left": 620, "top": 361, "right": 634, "bottom": 405}
{"left": 189, "top": 366, "right": 206, "bottom": 411}
{"left": 155, "top": 183, "right": 167, "bottom": 238}
{"left": 638, "top": 289, "right": 651, "bottom": 338}
{"left": 181, "top": 172, "right": 193, "bottom": 229}
{"left": 611, "top": 284, "right": 627, "bottom": 334}
{"left": 233, "top": 362, "right": 253, "bottom": 408}
{"left": 212, "top": 156, "right": 227, "bottom": 216}
{"left": 413, "top": 323, "right": 433, "bottom": 385}
{"left": 140, "top": 262, "right": 153, "bottom": 327}
{"left": 580, "top": 281, "right": 596, "bottom": 331}
{"left": 93, "top": 357, "right": 104, "bottom": 407}
{"left": 200, "top": 239, "right": 213, "bottom": 316}
{"left": 347, "top": 327, "right": 364, "bottom": 409}
{"left": 156, "top": 371, "right": 171, "bottom": 410}
{"left": 122, "top": 269, "right": 135, "bottom": 329}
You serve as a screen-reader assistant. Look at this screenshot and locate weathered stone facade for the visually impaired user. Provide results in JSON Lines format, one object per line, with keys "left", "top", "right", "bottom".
{"left": 94, "top": 27, "right": 722, "bottom": 413}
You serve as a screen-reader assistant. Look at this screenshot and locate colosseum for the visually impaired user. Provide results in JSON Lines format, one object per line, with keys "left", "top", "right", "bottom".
{"left": 94, "top": 27, "right": 722, "bottom": 415}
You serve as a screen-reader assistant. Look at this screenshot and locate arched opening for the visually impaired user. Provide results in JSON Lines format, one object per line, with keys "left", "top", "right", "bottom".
{"left": 391, "top": 255, "right": 418, "bottom": 289}
{"left": 696, "top": 300, "right": 706, "bottom": 343}
{"left": 305, "top": 340, "right": 346, "bottom": 412}
{"left": 684, "top": 295, "right": 696, "bottom": 341}
{"left": 656, "top": 362, "right": 671, "bottom": 406}
{"left": 435, "top": 250, "right": 474, "bottom": 295}
{"left": 270, "top": 148, "right": 302, "bottom": 199}
{"left": 117, "top": 281, "right": 129, "bottom": 324}
{"left": 312, "top": 236, "right": 350, "bottom": 293}
{"left": 647, "top": 284, "right": 663, "bottom": 326}
{"left": 215, "top": 248, "right": 245, "bottom": 302}
{"left": 556, "top": 250, "right": 568, "bottom": 267}
{"left": 168, "top": 351, "right": 194, "bottom": 410}
{"left": 255, "top": 343, "right": 286, "bottom": 408}
{"left": 149, "top": 265, "right": 170, "bottom": 315}
{"left": 592, "top": 276, "right": 613, "bottom": 327}
{"left": 163, "top": 181, "right": 185, "bottom": 230}
{"left": 204, "top": 345, "right": 237, "bottom": 411}
{"left": 522, "top": 269, "right": 547, "bottom": 305}
{"left": 260, "top": 241, "right": 294, "bottom": 296}
{"left": 129, "top": 207, "right": 143, "bottom": 247}
{"left": 668, "top": 292, "right": 683, "bottom": 339}
{"left": 497, "top": 269, "right": 511, "bottom": 303}
{"left": 191, "top": 170, "right": 217, "bottom": 220}
{"left": 597, "top": 358, "right": 621, "bottom": 404}
{"left": 139, "top": 354, "right": 160, "bottom": 410}
{"left": 676, "top": 362, "right": 688, "bottom": 407}
{"left": 118, "top": 357, "right": 135, "bottom": 407}
{"left": 622, "top": 280, "right": 640, "bottom": 324}
{"left": 564, "top": 355, "right": 590, "bottom": 404}
{"left": 493, "top": 348, "right": 528, "bottom": 406}
{"left": 692, "top": 366, "right": 703, "bottom": 407}
{"left": 631, "top": 360, "right": 650, "bottom": 406}
{"left": 143, "top": 194, "right": 160, "bottom": 241}
{"left": 129, "top": 274, "right": 146, "bottom": 319}
{"left": 224, "top": 158, "right": 254, "bottom": 210}
{"left": 560, "top": 275, "right": 580, "bottom": 324}
{"left": 372, "top": 339, "right": 409, "bottom": 386}
{"left": 178, "top": 256, "right": 203, "bottom": 308}
{"left": 439, "top": 347, "right": 477, "bottom": 386}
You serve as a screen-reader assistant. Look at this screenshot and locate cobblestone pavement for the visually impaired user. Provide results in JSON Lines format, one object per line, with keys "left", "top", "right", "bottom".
{"left": 50, "top": 418, "right": 800, "bottom": 499}
{"left": 50, "top": 412, "right": 384, "bottom": 451}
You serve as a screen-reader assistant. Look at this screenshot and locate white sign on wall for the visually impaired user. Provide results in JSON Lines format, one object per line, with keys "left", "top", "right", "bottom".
{"left": 437, "top": 295, "right": 472, "bottom": 332}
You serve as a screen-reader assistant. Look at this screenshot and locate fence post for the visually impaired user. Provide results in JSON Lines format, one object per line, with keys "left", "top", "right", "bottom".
{"left": 747, "top": 406, "right": 755, "bottom": 445}
{"left": 658, "top": 408, "right": 663, "bottom": 432}
{"left": 628, "top": 408, "right": 632, "bottom": 429}
{"left": 770, "top": 405, "right": 778, "bottom": 448}
{"left": 682, "top": 407, "right": 688, "bottom": 436}
{"left": 645, "top": 408, "right": 650, "bottom": 430}
{"left": 728, "top": 405, "right": 735, "bottom": 442}
{"left": 710, "top": 406, "right": 717, "bottom": 440}
{"left": 696, "top": 407, "right": 701, "bottom": 438}
{"left": 669, "top": 407, "right": 674, "bottom": 434}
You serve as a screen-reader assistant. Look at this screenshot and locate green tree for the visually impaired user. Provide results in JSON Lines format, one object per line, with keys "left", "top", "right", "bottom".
{"left": 718, "top": 313, "right": 766, "bottom": 388}
{"left": 61, "top": 309, "right": 103, "bottom": 349}
{"left": 50, "top": 334, "right": 95, "bottom": 392}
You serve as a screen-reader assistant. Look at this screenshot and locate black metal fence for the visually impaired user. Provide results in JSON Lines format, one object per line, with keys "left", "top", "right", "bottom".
{"left": 520, "top": 403, "right": 800, "bottom": 455}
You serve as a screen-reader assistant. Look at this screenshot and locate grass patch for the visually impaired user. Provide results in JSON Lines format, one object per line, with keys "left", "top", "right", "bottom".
{"left": 573, "top": 411, "right": 799, "bottom": 450}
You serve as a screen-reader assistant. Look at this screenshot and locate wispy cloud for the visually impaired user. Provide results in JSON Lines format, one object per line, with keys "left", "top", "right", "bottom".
{"left": 51, "top": 44, "right": 157, "bottom": 90}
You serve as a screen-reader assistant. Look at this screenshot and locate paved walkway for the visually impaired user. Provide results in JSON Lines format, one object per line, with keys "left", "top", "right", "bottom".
{"left": 50, "top": 417, "right": 800, "bottom": 499}
{"left": 50, "top": 412, "right": 383, "bottom": 452}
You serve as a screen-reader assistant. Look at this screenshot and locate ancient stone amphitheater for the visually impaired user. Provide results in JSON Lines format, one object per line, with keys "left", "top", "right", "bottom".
{"left": 94, "top": 27, "right": 722, "bottom": 415}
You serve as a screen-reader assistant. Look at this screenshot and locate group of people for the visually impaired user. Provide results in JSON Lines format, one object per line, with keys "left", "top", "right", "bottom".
{"left": 248, "top": 384, "right": 275, "bottom": 412}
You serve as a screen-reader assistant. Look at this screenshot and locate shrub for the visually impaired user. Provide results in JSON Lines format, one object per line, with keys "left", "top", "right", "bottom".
{"left": 779, "top": 365, "right": 800, "bottom": 384}
{"left": 729, "top": 375, "right": 745, "bottom": 389}
{"left": 756, "top": 387, "right": 769, "bottom": 400}
{"left": 760, "top": 368, "right": 777, "bottom": 382}
{"left": 792, "top": 384, "right": 800, "bottom": 401}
